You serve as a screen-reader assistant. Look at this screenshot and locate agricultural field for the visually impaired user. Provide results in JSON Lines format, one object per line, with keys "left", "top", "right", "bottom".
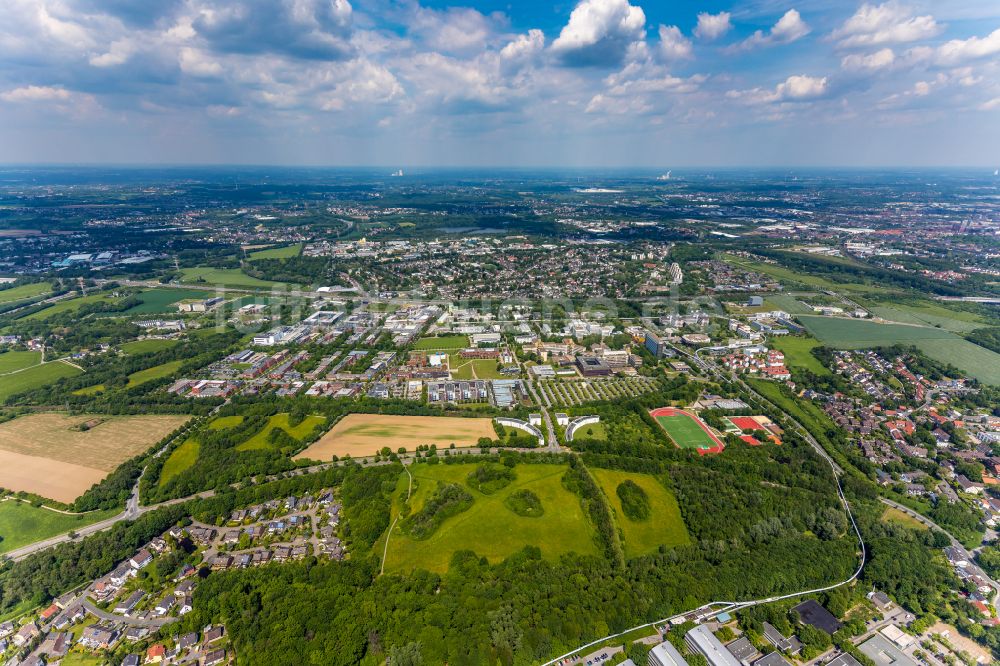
{"left": 0, "top": 501, "right": 117, "bottom": 554}
{"left": 413, "top": 335, "right": 469, "bottom": 350}
{"left": 651, "top": 407, "right": 725, "bottom": 454}
{"left": 590, "top": 468, "right": 690, "bottom": 558}
{"left": 0, "top": 350, "right": 41, "bottom": 374}
{"left": 0, "top": 413, "right": 189, "bottom": 502}
{"left": 382, "top": 463, "right": 599, "bottom": 573}
{"left": 237, "top": 413, "right": 326, "bottom": 452}
{"left": 0, "top": 282, "right": 50, "bottom": 305}
{"left": 21, "top": 292, "right": 122, "bottom": 320}
{"left": 123, "top": 288, "right": 210, "bottom": 314}
{"left": 248, "top": 243, "right": 302, "bottom": 259}
{"left": 797, "top": 315, "right": 1000, "bottom": 385}
{"left": 766, "top": 294, "right": 814, "bottom": 315}
{"left": 870, "top": 306, "right": 985, "bottom": 333}
{"left": 0, "top": 361, "right": 81, "bottom": 402}
{"left": 295, "top": 414, "right": 496, "bottom": 461}
{"left": 179, "top": 267, "right": 295, "bottom": 289}
{"left": 770, "top": 336, "right": 830, "bottom": 376}
{"left": 159, "top": 438, "right": 200, "bottom": 486}
{"left": 119, "top": 338, "right": 180, "bottom": 355}
{"left": 538, "top": 376, "right": 659, "bottom": 406}
{"left": 126, "top": 360, "right": 184, "bottom": 387}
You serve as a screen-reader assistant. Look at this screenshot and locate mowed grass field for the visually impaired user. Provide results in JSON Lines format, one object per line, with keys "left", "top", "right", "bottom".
{"left": 248, "top": 243, "right": 302, "bottom": 259}
{"left": 0, "top": 282, "right": 50, "bottom": 305}
{"left": 126, "top": 360, "right": 183, "bottom": 387}
{"left": 0, "top": 413, "right": 189, "bottom": 502}
{"left": 448, "top": 354, "right": 503, "bottom": 380}
{"left": 770, "top": 336, "right": 830, "bottom": 376}
{"left": 881, "top": 506, "right": 927, "bottom": 531}
{"left": 237, "top": 413, "right": 326, "bottom": 451}
{"left": 159, "top": 438, "right": 199, "bottom": 486}
{"left": 797, "top": 315, "right": 1000, "bottom": 385}
{"left": 0, "top": 501, "right": 117, "bottom": 554}
{"left": 179, "top": 267, "right": 295, "bottom": 288}
{"left": 590, "top": 468, "right": 690, "bottom": 558}
{"left": 382, "top": 463, "right": 600, "bottom": 573}
{"left": 207, "top": 415, "right": 244, "bottom": 430}
{"left": 0, "top": 350, "right": 42, "bottom": 374}
{"left": 123, "top": 288, "right": 210, "bottom": 314}
{"left": 0, "top": 361, "right": 81, "bottom": 402}
{"left": 296, "top": 414, "right": 495, "bottom": 460}
{"left": 413, "top": 335, "right": 469, "bottom": 350}
{"left": 119, "top": 339, "right": 180, "bottom": 355}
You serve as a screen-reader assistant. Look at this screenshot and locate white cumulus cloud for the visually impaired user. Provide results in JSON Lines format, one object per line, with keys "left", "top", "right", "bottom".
{"left": 551, "top": 0, "right": 646, "bottom": 67}
{"left": 841, "top": 48, "right": 895, "bottom": 70}
{"left": 732, "top": 9, "right": 810, "bottom": 51}
{"left": 658, "top": 25, "right": 693, "bottom": 60}
{"left": 694, "top": 12, "right": 732, "bottom": 41}
{"left": 0, "top": 85, "right": 72, "bottom": 102}
{"left": 832, "top": 2, "right": 940, "bottom": 48}
{"left": 727, "top": 74, "right": 828, "bottom": 104}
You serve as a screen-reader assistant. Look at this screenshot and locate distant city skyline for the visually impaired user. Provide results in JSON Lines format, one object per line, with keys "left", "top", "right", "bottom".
{"left": 1, "top": 0, "right": 999, "bottom": 166}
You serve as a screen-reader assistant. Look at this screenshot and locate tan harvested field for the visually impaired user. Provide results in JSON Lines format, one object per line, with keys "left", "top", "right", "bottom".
{"left": 0, "top": 413, "right": 189, "bottom": 502}
{"left": 295, "top": 413, "right": 495, "bottom": 460}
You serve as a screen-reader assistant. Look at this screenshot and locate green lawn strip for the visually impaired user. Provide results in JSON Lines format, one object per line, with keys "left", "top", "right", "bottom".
{"left": 0, "top": 350, "right": 42, "bottom": 374}
{"left": 179, "top": 267, "right": 297, "bottom": 289}
{"left": 159, "top": 438, "right": 200, "bottom": 487}
{"left": 248, "top": 243, "right": 303, "bottom": 260}
{"left": 207, "top": 415, "right": 245, "bottom": 430}
{"left": 0, "top": 501, "right": 118, "bottom": 554}
{"left": 0, "top": 282, "right": 50, "bottom": 305}
{"left": 123, "top": 288, "right": 212, "bottom": 314}
{"left": 126, "top": 360, "right": 184, "bottom": 388}
{"left": 383, "top": 463, "right": 600, "bottom": 573}
{"left": 236, "top": 413, "right": 326, "bottom": 451}
{"left": 21, "top": 293, "right": 121, "bottom": 320}
{"left": 0, "top": 361, "right": 82, "bottom": 402}
{"left": 881, "top": 506, "right": 927, "bottom": 531}
{"left": 72, "top": 384, "right": 105, "bottom": 396}
{"left": 120, "top": 339, "right": 181, "bottom": 355}
{"left": 770, "top": 336, "right": 830, "bottom": 376}
{"left": 413, "top": 335, "right": 469, "bottom": 350}
{"left": 590, "top": 468, "right": 690, "bottom": 558}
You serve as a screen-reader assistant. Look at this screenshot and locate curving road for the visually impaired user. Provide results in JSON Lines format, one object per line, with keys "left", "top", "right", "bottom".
{"left": 542, "top": 335, "right": 867, "bottom": 666}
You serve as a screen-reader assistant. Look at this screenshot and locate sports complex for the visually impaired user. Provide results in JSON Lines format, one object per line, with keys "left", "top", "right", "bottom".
{"left": 650, "top": 407, "right": 725, "bottom": 455}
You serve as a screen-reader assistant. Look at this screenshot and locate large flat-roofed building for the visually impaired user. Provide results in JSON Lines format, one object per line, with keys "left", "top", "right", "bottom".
{"left": 685, "top": 626, "right": 742, "bottom": 666}
{"left": 858, "top": 634, "right": 918, "bottom": 666}
{"left": 648, "top": 640, "right": 689, "bottom": 666}
{"left": 577, "top": 355, "right": 612, "bottom": 377}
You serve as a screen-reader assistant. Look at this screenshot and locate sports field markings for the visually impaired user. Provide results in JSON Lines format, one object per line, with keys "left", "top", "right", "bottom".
{"left": 650, "top": 407, "right": 724, "bottom": 455}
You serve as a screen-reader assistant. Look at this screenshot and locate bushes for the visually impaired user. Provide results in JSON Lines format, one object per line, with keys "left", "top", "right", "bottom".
{"left": 563, "top": 458, "right": 624, "bottom": 569}
{"left": 616, "top": 480, "right": 651, "bottom": 521}
{"left": 400, "top": 483, "right": 473, "bottom": 540}
{"left": 466, "top": 464, "right": 515, "bottom": 495}
{"left": 504, "top": 489, "right": 544, "bottom": 517}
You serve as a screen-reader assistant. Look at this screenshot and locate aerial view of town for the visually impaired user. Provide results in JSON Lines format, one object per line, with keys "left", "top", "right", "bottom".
{"left": 1, "top": 0, "right": 1000, "bottom": 665}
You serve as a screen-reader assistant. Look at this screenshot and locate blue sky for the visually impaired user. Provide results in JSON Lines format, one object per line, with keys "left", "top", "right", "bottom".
{"left": 0, "top": 0, "right": 998, "bottom": 166}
